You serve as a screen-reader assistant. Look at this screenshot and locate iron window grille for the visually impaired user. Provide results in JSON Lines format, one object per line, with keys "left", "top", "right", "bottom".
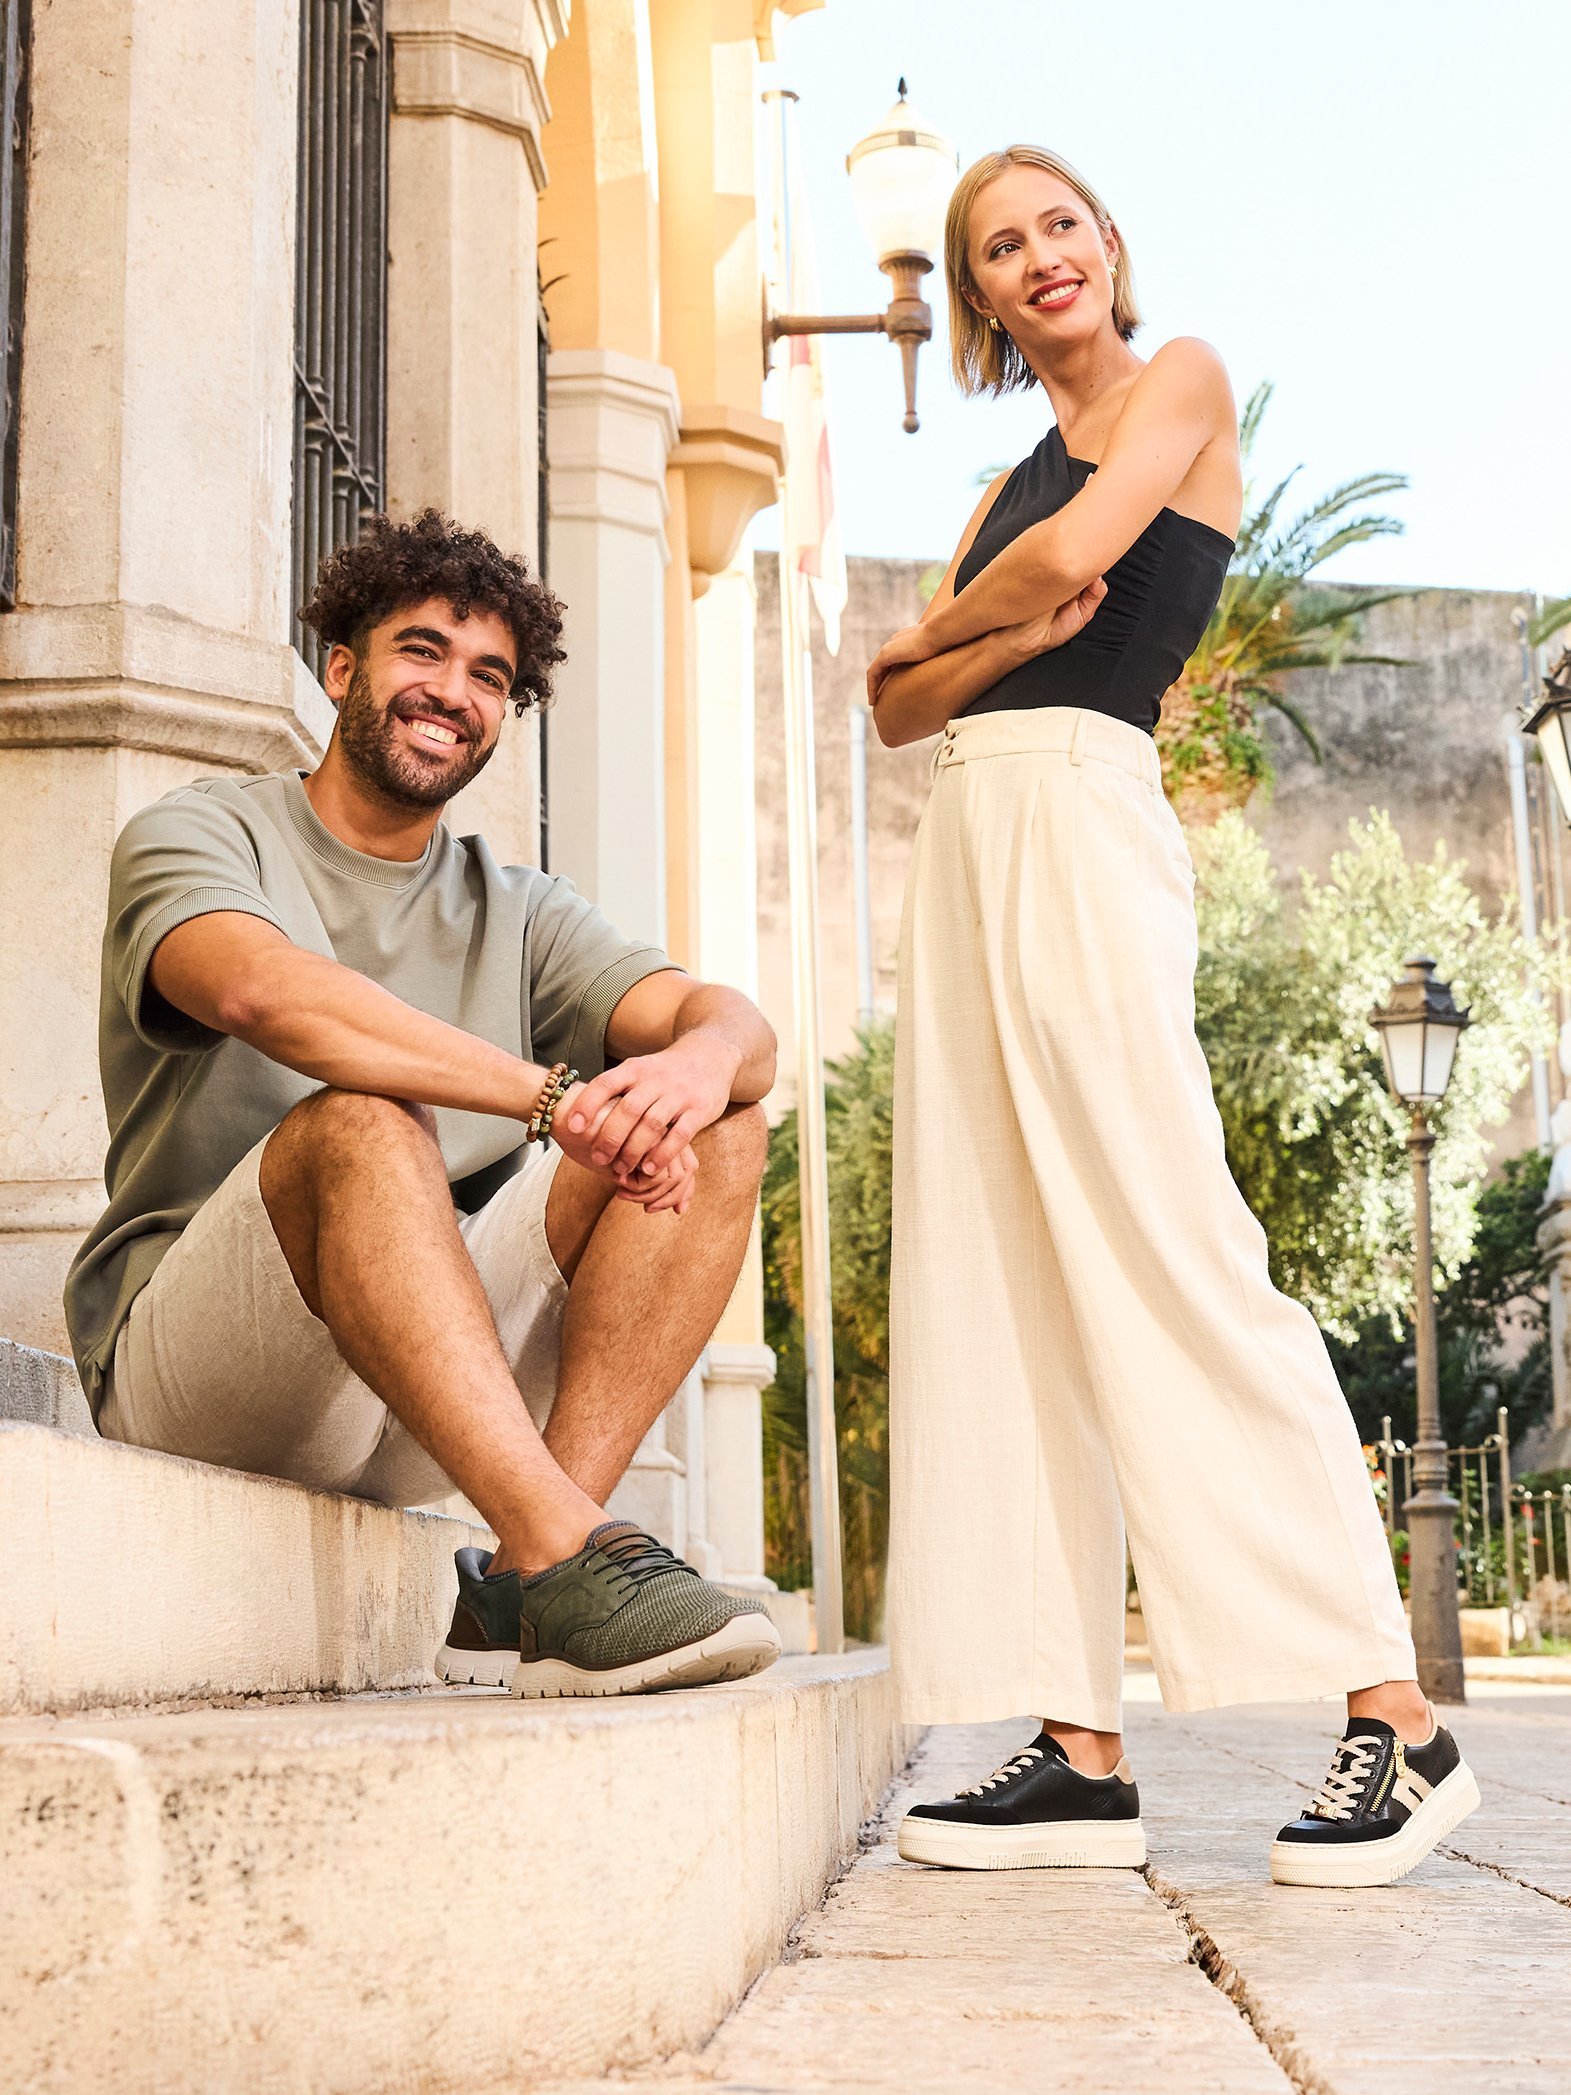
{"left": 292, "top": 0, "right": 388, "bottom": 680}
{"left": 0, "top": 0, "right": 30, "bottom": 611}
{"left": 537, "top": 278, "right": 550, "bottom": 867}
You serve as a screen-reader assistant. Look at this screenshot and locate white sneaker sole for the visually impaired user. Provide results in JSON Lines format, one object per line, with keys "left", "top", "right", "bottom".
{"left": 509, "top": 1612, "right": 783, "bottom": 1699}
{"left": 435, "top": 1643, "right": 515, "bottom": 1690}
{"left": 897, "top": 1814, "right": 1147, "bottom": 1871}
{"left": 1269, "top": 1758, "right": 1482, "bottom": 1887}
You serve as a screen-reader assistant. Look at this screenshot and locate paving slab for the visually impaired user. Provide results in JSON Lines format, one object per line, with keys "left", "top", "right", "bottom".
{"left": 1133, "top": 1691, "right": 1571, "bottom": 2095}
{"left": 543, "top": 1719, "right": 1292, "bottom": 2095}
{"left": 542, "top": 1682, "right": 1571, "bottom": 2095}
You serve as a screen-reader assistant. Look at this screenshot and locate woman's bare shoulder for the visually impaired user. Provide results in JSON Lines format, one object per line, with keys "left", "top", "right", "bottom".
{"left": 1136, "top": 336, "right": 1236, "bottom": 418}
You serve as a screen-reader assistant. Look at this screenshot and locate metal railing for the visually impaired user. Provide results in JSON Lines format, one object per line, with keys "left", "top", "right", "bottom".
{"left": 292, "top": 0, "right": 388, "bottom": 678}
{"left": 1512, "top": 1482, "right": 1571, "bottom": 1645}
{"left": 1375, "top": 1404, "right": 1571, "bottom": 1645}
{"left": 0, "top": 0, "right": 30, "bottom": 610}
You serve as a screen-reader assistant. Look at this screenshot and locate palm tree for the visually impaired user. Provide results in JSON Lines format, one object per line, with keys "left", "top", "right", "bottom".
{"left": 1159, "top": 382, "right": 1413, "bottom": 822}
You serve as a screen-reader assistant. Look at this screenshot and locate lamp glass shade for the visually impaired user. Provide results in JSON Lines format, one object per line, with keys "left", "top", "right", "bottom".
{"left": 1377, "top": 1022, "right": 1427, "bottom": 1103}
{"left": 846, "top": 89, "right": 958, "bottom": 265}
{"left": 1422, "top": 1018, "right": 1463, "bottom": 1100}
{"left": 1526, "top": 692, "right": 1571, "bottom": 830}
{"left": 1371, "top": 958, "right": 1468, "bottom": 1104}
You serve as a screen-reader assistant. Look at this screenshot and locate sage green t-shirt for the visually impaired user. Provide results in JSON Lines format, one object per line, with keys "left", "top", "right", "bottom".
{"left": 64, "top": 770, "right": 673, "bottom": 1416}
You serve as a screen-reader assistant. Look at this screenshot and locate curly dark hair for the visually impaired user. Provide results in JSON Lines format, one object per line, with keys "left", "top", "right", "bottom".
{"left": 299, "top": 508, "right": 566, "bottom": 714}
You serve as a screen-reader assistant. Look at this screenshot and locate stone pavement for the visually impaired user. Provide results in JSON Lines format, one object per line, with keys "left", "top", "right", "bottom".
{"left": 542, "top": 1672, "right": 1571, "bottom": 2094}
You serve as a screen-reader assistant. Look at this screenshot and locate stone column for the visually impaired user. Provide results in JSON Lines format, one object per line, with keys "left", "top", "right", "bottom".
{"left": 605, "top": 1393, "right": 693, "bottom": 1562}
{"left": 0, "top": 0, "right": 324, "bottom": 1351}
{"left": 701, "top": 1341, "right": 777, "bottom": 1592}
{"left": 685, "top": 558, "right": 780, "bottom": 1592}
{"left": 385, "top": 0, "right": 566, "bottom": 865}
{"left": 545, "top": 347, "right": 681, "bottom": 946}
{"left": 648, "top": 0, "right": 786, "bottom": 1596}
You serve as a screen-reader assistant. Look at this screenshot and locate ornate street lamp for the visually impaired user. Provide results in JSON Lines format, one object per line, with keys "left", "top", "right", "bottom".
{"left": 1371, "top": 957, "right": 1472, "bottom": 1702}
{"left": 1523, "top": 645, "right": 1571, "bottom": 827}
{"left": 764, "top": 80, "right": 958, "bottom": 432}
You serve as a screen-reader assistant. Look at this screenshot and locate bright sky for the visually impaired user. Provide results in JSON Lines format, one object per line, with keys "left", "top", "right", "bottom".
{"left": 756, "top": 0, "right": 1571, "bottom": 595}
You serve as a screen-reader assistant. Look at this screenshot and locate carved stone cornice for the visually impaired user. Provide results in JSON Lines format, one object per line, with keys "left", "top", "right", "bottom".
{"left": 669, "top": 405, "right": 783, "bottom": 595}
{"left": 386, "top": 0, "right": 566, "bottom": 189}
{"left": 701, "top": 1340, "right": 779, "bottom": 1390}
{"left": 0, "top": 604, "right": 333, "bottom": 772}
{"left": 0, "top": 1181, "right": 104, "bottom": 1233}
{"left": 546, "top": 349, "right": 683, "bottom": 556}
{"left": 753, "top": 0, "right": 826, "bottom": 61}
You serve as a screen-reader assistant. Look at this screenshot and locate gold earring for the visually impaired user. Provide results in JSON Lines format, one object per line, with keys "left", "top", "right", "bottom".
{"left": 988, "top": 315, "right": 1000, "bottom": 332}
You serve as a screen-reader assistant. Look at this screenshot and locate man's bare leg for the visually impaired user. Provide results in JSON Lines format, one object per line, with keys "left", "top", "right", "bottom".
{"left": 521, "top": 1103, "right": 769, "bottom": 1540}
{"left": 261, "top": 1088, "right": 768, "bottom": 1578}
{"left": 260, "top": 1088, "right": 604, "bottom": 1574}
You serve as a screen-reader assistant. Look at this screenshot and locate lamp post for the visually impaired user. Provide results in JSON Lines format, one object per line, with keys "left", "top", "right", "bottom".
{"left": 1371, "top": 957, "right": 1471, "bottom": 1703}
{"left": 763, "top": 80, "right": 958, "bottom": 431}
{"left": 1522, "top": 644, "right": 1571, "bottom": 827}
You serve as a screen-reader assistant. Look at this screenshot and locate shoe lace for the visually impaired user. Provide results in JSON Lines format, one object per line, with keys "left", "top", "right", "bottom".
{"left": 959, "top": 1746, "right": 1044, "bottom": 1798}
{"left": 1308, "top": 1735, "right": 1383, "bottom": 1822}
{"left": 593, "top": 1527, "right": 699, "bottom": 1596}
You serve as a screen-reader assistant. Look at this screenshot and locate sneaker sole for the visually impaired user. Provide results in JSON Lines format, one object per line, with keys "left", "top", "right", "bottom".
{"left": 896, "top": 1815, "right": 1147, "bottom": 1871}
{"left": 435, "top": 1643, "right": 515, "bottom": 1690}
{"left": 508, "top": 1613, "right": 783, "bottom": 1699}
{"left": 1269, "top": 1758, "right": 1482, "bottom": 1888}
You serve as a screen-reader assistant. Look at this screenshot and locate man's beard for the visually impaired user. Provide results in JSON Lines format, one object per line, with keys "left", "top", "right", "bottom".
{"left": 335, "top": 663, "right": 497, "bottom": 810}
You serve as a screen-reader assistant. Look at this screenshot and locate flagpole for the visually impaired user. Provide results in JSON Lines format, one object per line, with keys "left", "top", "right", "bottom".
{"left": 848, "top": 703, "right": 874, "bottom": 1023}
{"left": 766, "top": 85, "right": 845, "bottom": 1656}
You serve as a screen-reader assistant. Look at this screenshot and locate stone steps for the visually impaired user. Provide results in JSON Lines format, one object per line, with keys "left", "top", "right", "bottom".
{"left": 0, "top": 1649, "right": 907, "bottom": 2095}
{"left": 0, "top": 1337, "right": 808, "bottom": 1713}
{"left": 0, "top": 1418, "right": 490, "bottom": 1714}
{"left": 0, "top": 1333, "right": 94, "bottom": 1435}
{"left": 0, "top": 1337, "right": 490, "bottom": 1714}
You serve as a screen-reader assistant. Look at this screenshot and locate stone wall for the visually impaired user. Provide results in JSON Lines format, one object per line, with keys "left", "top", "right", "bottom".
{"left": 755, "top": 555, "right": 1552, "bottom": 1148}
{"left": 1250, "top": 584, "right": 1537, "bottom": 917}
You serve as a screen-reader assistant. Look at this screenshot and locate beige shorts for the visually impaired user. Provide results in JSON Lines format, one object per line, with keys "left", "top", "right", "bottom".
{"left": 99, "top": 1135, "right": 568, "bottom": 1508}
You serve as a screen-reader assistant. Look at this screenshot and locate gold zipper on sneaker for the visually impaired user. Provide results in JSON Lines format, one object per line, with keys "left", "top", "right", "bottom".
{"left": 1369, "top": 1745, "right": 1398, "bottom": 1812}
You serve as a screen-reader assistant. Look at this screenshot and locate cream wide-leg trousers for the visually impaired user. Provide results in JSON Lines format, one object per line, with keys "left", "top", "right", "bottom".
{"left": 886, "top": 706, "right": 1416, "bottom": 1731}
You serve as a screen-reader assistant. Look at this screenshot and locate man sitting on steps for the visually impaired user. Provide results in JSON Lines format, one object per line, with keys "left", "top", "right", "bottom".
{"left": 63, "top": 509, "right": 783, "bottom": 1699}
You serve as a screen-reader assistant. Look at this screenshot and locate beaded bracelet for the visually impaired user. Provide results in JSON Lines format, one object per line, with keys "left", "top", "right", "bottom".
{"left": 536, "top": 1067, "right": 578, "bottom": 1144}
{"left": 526, "top": 1061, "right": 578, "bottom": 1144}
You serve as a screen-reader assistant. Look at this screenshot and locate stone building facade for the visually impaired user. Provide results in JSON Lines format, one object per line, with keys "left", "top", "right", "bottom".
{"left": 0, "top": 0, "right": 829, "bottom": 1594}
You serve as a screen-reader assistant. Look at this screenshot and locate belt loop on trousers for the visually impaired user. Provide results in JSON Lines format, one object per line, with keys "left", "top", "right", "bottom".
{"left": 1067, "top": 711, "right": 1088, "bottom": 767}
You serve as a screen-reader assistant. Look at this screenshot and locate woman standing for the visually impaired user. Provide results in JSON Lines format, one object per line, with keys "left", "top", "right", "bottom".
{"left": 868, "top": 145, "right": 1479, "bottom": 1889}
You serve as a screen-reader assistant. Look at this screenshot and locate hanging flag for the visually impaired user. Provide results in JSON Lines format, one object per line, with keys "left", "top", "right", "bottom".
{"left": 781, "top": 100, "right": 848, "bottom": 659}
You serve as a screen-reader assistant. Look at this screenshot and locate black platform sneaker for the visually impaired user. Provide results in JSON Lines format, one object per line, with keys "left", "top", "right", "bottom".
{"left": 1270, "top": 1715, "right": 1481, "bottom": 1887}
{"left": 897, "top": 1732, "right": 1146, "bottom": 1870}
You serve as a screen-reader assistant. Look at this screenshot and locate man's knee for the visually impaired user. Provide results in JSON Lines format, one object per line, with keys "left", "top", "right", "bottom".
{"left": 267, "top": 1088, "right": 439, "bottom": 1186}
{"left": 692, "top": 1101, "right": 768, "bottom": 1188}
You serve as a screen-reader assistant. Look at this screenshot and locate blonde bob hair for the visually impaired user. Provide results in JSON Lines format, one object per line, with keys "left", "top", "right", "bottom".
{"left": 946, "top": 145, "right": 1141, "bottom": 394}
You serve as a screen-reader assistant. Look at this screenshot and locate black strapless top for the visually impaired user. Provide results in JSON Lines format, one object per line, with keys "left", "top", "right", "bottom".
{"left": 954, "top": 425, "right": 1235, "bottom": 736}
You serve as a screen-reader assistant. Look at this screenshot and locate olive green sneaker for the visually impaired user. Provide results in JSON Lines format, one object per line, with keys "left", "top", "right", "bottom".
{"left": 436, "top": 1521, "right": 781, "bottom": 1697}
